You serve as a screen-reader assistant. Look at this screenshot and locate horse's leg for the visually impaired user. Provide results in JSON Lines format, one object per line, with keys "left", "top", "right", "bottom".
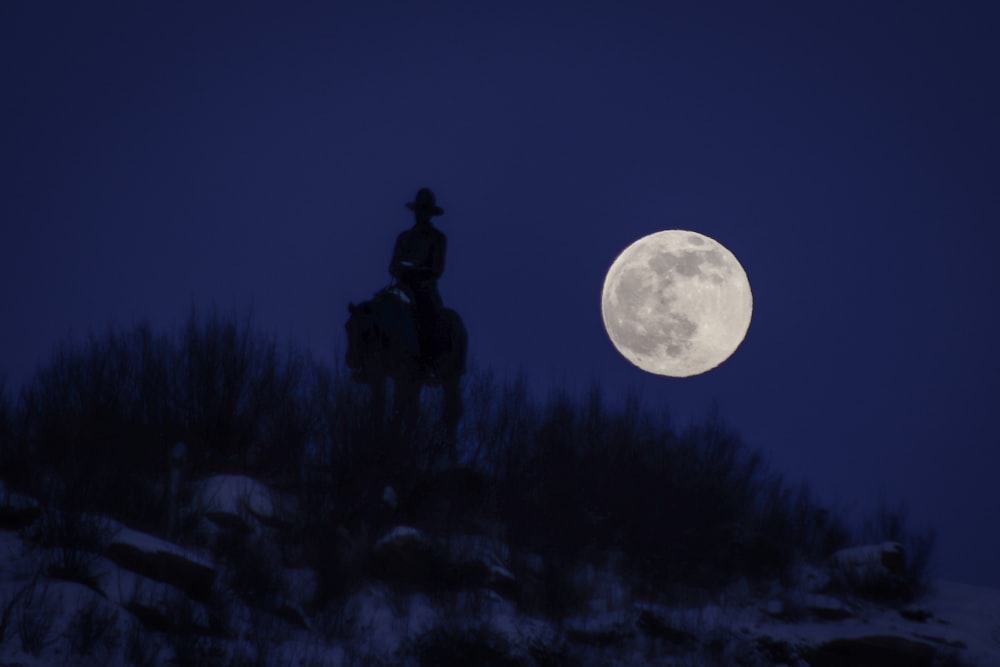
{"left": 368, "top": 377, "right": 387, "bottom": 437}
{"left": 388, "top": 379, "right": 403, "bottom": 438}
{"left": 441, "top": 376, "right": 463, "bottom": 464}
{"left": 392, "top": 378, "right": 420, "bottom": 439}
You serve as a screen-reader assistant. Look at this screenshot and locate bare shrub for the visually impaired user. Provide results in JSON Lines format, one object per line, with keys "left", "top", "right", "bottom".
{"left": 14, "top": 577, "right": 55, "bottom": 656}
{"left": 13, "top": 308, "right": 313, "bottom": 528}
{"left": 125, "top": 619, "right": 159, "bottom": 667}
{"left": 16, "top": 322, "right": 174, "bottom": 526}
{"left": 296, "top": 361, "right": 404, "bottom": 606}
{"left": 515, "top": 554, "right": 589, "bottom": 621}
{"left": 168, "top": 633, "right": 226, "bottom": 667}
{"left": 67, "top": 595, "right": 121, "bottom": 660}
{"left": 220, "top": 530, "right": 287, "bottom": 608}
{"left": 492, "top": 386, "right": 843, "bottom": 606}
{"left": 7, "top": 306, "right": 930, "bottom": 625}
{"left": 460, "top": 366, "right": 533, "bottom": 472}
{"left": 158, "top": 593, "right": 231, "bottom": 667}
{"left": 405, "top": 618, "right": 523, "bottom": 667}
{"left": 0, "top": 374, "right": 12, "bottom": 480}
{"left": 25, "top": 507, "right": 112, "bottom": 590}
{"left": 0, "top": 585, "right": 21, "bottom": 645}
{"left": 172, "top": 306, "right": 310, "bottom": 479}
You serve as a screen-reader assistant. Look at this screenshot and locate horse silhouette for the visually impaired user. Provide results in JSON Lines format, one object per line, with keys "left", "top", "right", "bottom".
{"left": 345, "top": 286, "right": 466, "bottom": 460}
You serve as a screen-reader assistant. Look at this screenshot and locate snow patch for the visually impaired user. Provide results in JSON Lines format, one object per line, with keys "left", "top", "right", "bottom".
{"left": 374, "top": 525, "right": 426, "bottom": 551}
{"left": 111, "top": 528, "right": 213, "bottom": 570}
{"left": 192, "top": 474, "right": 286, "bottom": 528}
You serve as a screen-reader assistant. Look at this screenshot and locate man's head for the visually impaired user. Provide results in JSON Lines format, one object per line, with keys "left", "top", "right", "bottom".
{"left": 406, "top": 188, "right": 444, "bottom": 223}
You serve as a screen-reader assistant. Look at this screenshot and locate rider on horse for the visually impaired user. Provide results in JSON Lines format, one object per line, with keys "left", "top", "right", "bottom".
{"left": 389, "top": 188, "right": 448, "bottom": 380}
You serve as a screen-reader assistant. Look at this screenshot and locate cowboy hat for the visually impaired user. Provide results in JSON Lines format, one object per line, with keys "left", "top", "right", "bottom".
{"left": 405, "top": 188, "right": 444, "bottom": 217}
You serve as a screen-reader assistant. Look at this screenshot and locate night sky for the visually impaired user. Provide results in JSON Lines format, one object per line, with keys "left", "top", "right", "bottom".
{"left": 2, "top": 3, "right": 998, "bottom": 587}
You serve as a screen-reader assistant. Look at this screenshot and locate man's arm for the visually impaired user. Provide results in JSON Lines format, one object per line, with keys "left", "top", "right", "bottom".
{"left": 428, "top": 230, "right": 446, "bottom": 279}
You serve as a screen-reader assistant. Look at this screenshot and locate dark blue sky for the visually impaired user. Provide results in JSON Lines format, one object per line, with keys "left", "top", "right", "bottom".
{"left": 2, "top": 3, "right": 998, "bottom": 586}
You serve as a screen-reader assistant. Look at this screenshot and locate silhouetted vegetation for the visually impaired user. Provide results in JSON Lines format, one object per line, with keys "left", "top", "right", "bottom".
{"left": 25, "top": 507, "right": 112, "bottom": 591}
{"left": 0, "top": 309, "right": 926, "bottom": 625}
{"left": 66, "top": 595, "right": 120, "bottom": 662}
{"left": 406, "top": 620, "right": 522, "bottom": 667}
{"left": 0, "top": 375, "right": 15, "bottom": 478}
{"left": 464, "top": 375, "right": 851, "bottom": 609}
{"left": 11, "top": 577, "right": 54, "bottom": 657}
{"left": 9, "top": 309, "right": 309, "bottom": 530}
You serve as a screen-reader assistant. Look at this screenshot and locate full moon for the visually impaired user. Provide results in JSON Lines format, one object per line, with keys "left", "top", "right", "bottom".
{"left": 601, "top": 230, "right": 752, "bottom": 377}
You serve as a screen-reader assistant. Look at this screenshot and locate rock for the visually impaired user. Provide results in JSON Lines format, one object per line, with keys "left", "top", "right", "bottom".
{"left": 192, "top": 475, "right": 289, "bottom": 531}
{"left": 518, "top": 552, "right": 545, "bottom": 575}
{"left": 275, "top": 598, "right": 311, "bottom": 631}
{"left": 829, "top": 542, "right": 912, "bottom": 601}
{"left": 912, "top": 633, "right": 966, "bottom": 650}
{"left": 565, "top": 615, "right": 634, "bottom": 647}
{"left": 372, "top": 527, "right": 519, "bottom": 596}
{"left": 486, "top": 563, "right": 518, "bottom": 600}
{"left": 443, "top": 534, "right": 517, "bottom": 598}
{"left": 107, "top": 528, "right": 216, "bottom": 601}
{"left": 282, "top": 566, "right": 318, "bottom": 609}
{"left": 880, "top": 542, "right": 906, "bottom": 575}
{"left": 900, "top": 606, "right": 933, "bottom": 622}
{"left": 635, "top": 608, "right": 697, "bottom": 645}
{"left": 373, "top": 525, "right": 426, "bottom": 551}
{"left": 382, "top": 485, "right": 398, "bottom": 510}
{"left": 804, "top": 635, "right": 935, "bottom": 667}
{"left": 798, "top": 564, "right": 831, "bottom": 593}
{"left": 126, "top": 592, "right": 210, "bottom": 634}
{"left": 755, "top": 636, "right": 801, "bottom": 665}
{"left": 402, "top": 466, "right": 491, "bottom": 530}
{"left": 0, "top": 483, "right": 40, "bottom": 530}
{"left": 762, "top": 599, "right": 786, "bottom": 618}
{"left": 371, "top": 526, "right": 442, "bottom": 585}
{"left": 805, "top": 594, "right": 854, "bottom": 621}
{"left": 117, "top": 572, "right": 213, "bottom": 634}
{"left": 831, "top": 542, "right": 906, "bottom": 576}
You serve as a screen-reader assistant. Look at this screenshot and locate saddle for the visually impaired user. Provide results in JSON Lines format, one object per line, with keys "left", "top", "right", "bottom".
{"left": 379, "top": 285, "right": 448, "bottom": 383}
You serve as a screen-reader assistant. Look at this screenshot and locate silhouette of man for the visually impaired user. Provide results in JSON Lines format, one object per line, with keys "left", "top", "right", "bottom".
{"left": 390, "top": 188, "right": 447, "bottom": 375}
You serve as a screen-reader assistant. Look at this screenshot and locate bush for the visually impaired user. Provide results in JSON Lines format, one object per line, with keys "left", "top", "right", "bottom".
{"left": 67, "top": 595, "right": 120, "bottom": 660}
{"left": 17, "top": 322, "right": 177, "bottom": 523}
{"left": 490, "top": 387, "right": 837, "bottom": 600}
{"left": 14, "top": 578, "right": 55, "bottom": 656}
{"left": 6, "top": 307, "right": 914, "bottom": 620}
{"left": 168, "top": 633, "right": 226, "bottom": 667}
{"left": 222, "top": 531, "right": 287, "bottom": 608}
{"left": 13, "top": 308, "right": 312, "bottom": 527}
{"left": 406, "top": 620, "right": 523, "bottom": 667}
{"left": 0, "top": 375, "right": 11, "bottom": 477}
{"left": 125, "top": 619, "right": 159, "bottom": 667}
{"left": 26, "top": 507, "right": 112, "bottom": 590}
{"left": 173, "top": 308, "right": 309, "bottom": 477}
{"left": 460, "top": 366, "right": 534, "bottom": 472}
